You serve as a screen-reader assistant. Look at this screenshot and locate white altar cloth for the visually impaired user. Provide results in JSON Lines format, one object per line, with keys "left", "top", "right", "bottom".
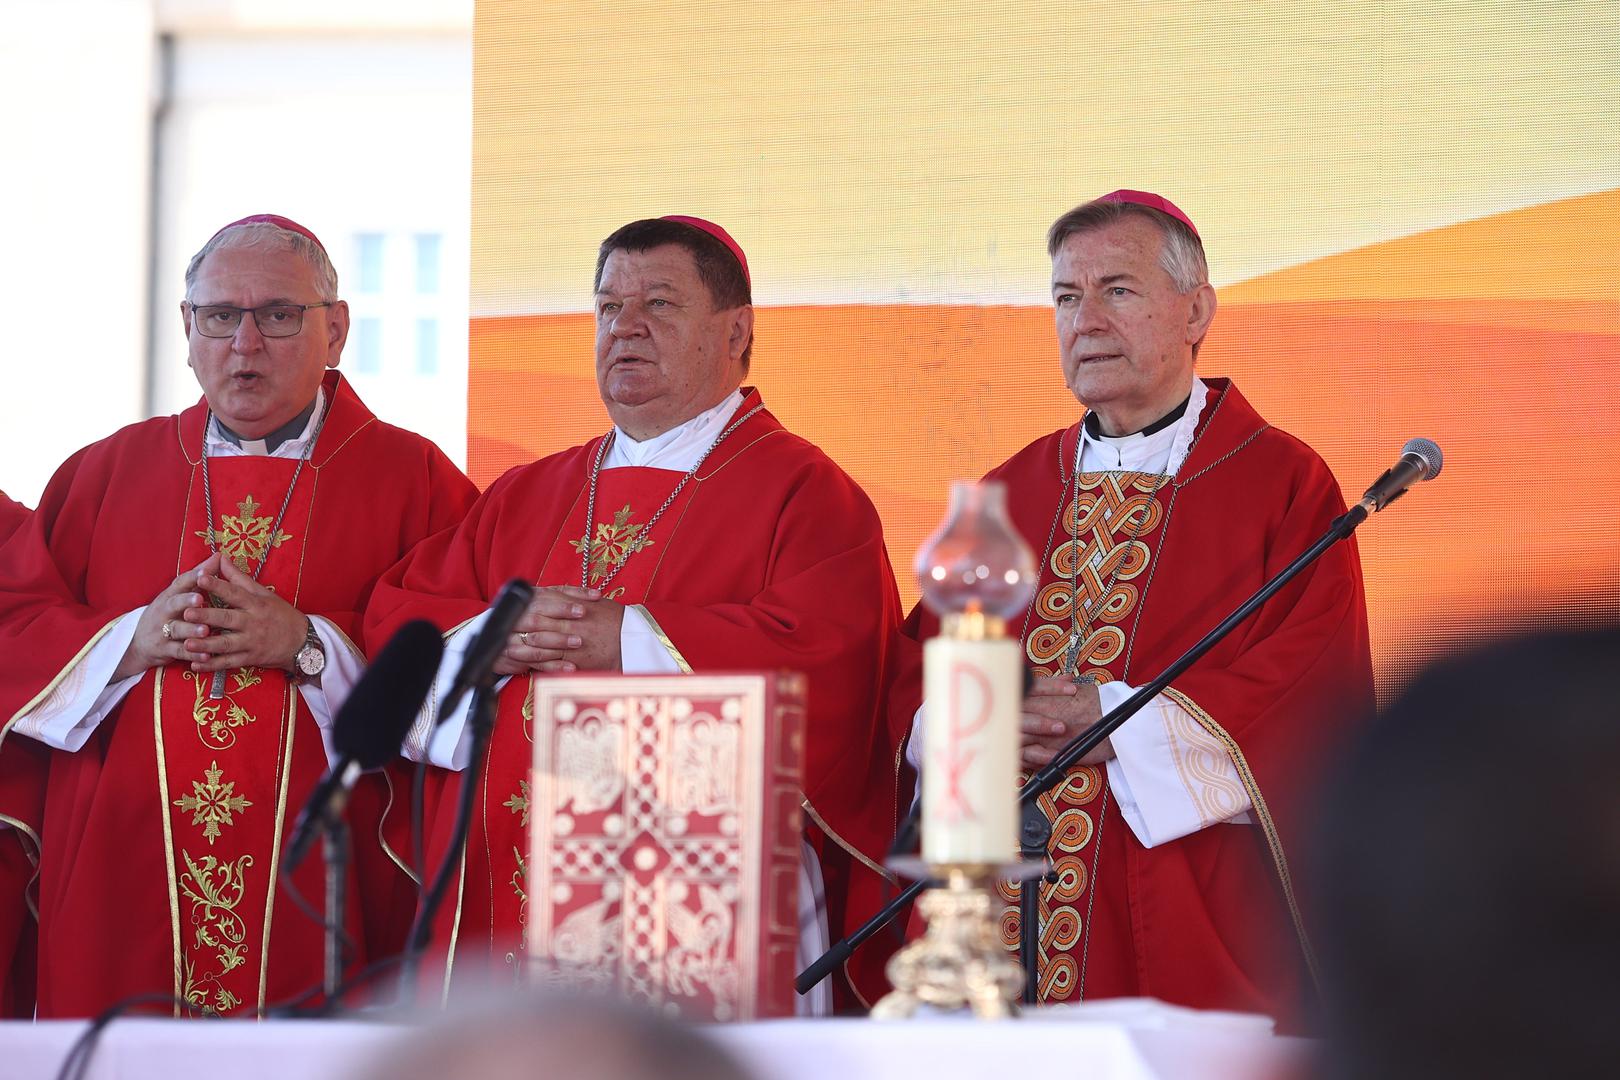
{"left": 0, "top": 1000, "right": 1306, "bottom": 1080}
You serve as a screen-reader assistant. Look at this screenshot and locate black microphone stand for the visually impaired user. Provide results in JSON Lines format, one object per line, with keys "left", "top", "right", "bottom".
{"left": 797, "top": 502, "right": 1370, "bottom": 999}
{"left": 1017, "top": 803, "right": 1052, "bottom": 1003}
{"left": 321, "top": 816, "right": 350, "bottom": 1001}
{"left": 397, "top": 681, "right": 501, "bottom": 1003}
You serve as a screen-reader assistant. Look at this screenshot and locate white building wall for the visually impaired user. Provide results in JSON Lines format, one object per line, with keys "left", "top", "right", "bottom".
{"left": 0, "top": 0, "right": 155, "bottom": 505}
{"left": 0, "top": 0, "right": 472, "bottom": 506}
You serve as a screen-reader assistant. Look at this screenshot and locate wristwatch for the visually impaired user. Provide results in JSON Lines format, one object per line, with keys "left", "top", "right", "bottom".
{"left": 294, "top": 618, "right": 326, "bottom": 679}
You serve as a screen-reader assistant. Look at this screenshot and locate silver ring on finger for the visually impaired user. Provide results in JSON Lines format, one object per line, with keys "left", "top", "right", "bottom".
{"left": 162, "top": 621, "right": 175, "bottom": 640}
{"left": 522, "top": 631, "right": 536, "bottom": 648}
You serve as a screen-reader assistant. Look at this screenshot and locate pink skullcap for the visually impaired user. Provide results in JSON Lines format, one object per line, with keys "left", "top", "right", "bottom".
{"left": 1096, "top": 190, "right": 1199, "bottom": 238}
{"left": 209, "top": 214, "right": 328, "bottom": 254}
{"left": 660, "top": 215, "right": 750, "bottom": 287}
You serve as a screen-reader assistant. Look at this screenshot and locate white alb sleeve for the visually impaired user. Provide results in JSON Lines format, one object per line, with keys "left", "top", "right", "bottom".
{"left": 1103, "top": 680, "right": 1252, "bottom": 848}
{"left": 11, "top": 609, "right": 144, "bottom": 751}
{"left": 620, "top": 604, "right": 686, "bottom": 674}
{"left": 404, "top": 610, "right": 511, "bottom": 772}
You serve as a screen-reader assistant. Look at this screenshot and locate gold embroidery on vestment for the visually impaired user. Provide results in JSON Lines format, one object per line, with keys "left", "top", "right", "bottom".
{"left": 177, "top": 849, "right": 253, "bottom": 1014}
{"left": 184, "top": 670, "right": 258, "bottom": 750}
{"left": 511, "top": 845, "right": 529, "bottom": 929}
{"left": 570, "top": 504, "right": 653, "bottom": 588}
{"left": 504, "top": 779, "right": 531, "bottom": 827}
{"left": 173, "top": 760, "right": 253, "bottom": 844}
{"left": 197, "top": 493, "right": 295, "bottom": 572}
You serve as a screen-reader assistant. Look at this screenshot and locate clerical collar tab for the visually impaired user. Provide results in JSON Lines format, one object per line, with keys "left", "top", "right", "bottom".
{"left": 1083, "top": 394, "right": 1192, "bottom": 440}
{"left": 214, "top": 396, "right": 321, "bottom": 454}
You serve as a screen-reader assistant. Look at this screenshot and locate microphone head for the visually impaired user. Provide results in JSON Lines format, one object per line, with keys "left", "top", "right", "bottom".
{"left": 332, "top": 620, "right": 445, "bottom": 768}
{"left": 1402, "top": 437, "right": 1444, "bottom": 480}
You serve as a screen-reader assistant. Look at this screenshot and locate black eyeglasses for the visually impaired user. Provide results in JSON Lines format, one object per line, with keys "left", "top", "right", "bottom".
{"left": 186, "top": 301, "right": 334, "bottom": 339}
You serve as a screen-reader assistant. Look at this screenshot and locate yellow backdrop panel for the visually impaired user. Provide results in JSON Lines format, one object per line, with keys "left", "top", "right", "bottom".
{"left": 470, "top": 1, "right": 1620, "bottom": 698}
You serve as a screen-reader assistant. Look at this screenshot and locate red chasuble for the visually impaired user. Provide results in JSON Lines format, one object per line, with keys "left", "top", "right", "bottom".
{"left": 900, "top": 379, "right": 1373, "bottom": 1025}
{"left": 0, "top": 493, "right": 41, "bottom": 1016}
{"left": 0, "top": 373, "right": 476, "bottom": 1018}
{"left": 365, "top": 389, "right": 904, "bottom": 1009}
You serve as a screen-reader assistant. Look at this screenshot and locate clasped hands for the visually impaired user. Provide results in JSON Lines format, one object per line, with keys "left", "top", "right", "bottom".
{"left": 493, "top": 585, "right": 623, "bottom": 675}
{"left": 115, "top": 554, "right": 309, "bottom": 680}
{"left": 1021, "top": 675, "right": 1115, "bottom": 770}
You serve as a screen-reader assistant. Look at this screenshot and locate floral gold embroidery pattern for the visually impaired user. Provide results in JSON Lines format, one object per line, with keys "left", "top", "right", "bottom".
{"left": 177, "top": 849, "right": 253, "bottom": 1014}
{"left": 570, "top": 504, "right": 653, "bottom": 588}
{"left": 504, "top": 780, "right": 531, "bottom": 827}
{"left": 196, "top": 494, "right": 295, "bottom": 573}
{"left": 512, "top": 846, "right": 530, "bottom": 934}
{"left": 184, "top": 671, "right": 257, "bottom": 750}
{"left": 173, "top": 760, "right": 253, "bottom": 845}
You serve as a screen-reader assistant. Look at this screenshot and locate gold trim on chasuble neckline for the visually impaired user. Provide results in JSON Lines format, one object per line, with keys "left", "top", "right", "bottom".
{"left": 1010, "top": 469, "right": 1170, "bottom": 1003}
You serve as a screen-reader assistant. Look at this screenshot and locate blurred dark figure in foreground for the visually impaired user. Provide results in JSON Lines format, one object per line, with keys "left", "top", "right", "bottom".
{"left": 1311, "top": 623, "right": 1620, "bottom": 1079}
{"left": 353, "top": 994, "right": 758, "bottom": 1080}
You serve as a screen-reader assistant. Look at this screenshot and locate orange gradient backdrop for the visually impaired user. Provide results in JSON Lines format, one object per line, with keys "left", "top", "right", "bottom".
{"left": 469, "top": 3, "right": 1620, "bottom": 699}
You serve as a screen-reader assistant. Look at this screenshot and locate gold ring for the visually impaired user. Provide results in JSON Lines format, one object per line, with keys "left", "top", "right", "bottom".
{"left": 162, "top": 621, "right": 175, "bottom": 640}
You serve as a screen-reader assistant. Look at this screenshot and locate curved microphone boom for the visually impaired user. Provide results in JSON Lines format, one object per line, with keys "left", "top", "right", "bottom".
{"left": 1358, "top": 437, "right": 1444, "bottom": 513}
{"left": 437, "top": 578, "right": 535, "bottom": 720}
{"left": 282, "top": 620, "right": 445, "bottom": 872}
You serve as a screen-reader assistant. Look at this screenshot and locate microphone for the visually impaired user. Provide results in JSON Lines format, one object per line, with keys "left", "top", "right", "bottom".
{"left": 437, "top": 578, "right": 535, "bottom": 720}
{"left": 282, "top": 619, "right": 445, "bottom": 872}
{"left": 1358, "top": 437, "right": 1444, "bottom": 513}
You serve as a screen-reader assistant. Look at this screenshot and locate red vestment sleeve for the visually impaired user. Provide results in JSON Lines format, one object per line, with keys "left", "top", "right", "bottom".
{"left": 362, "top": 467, "right": 528, "bottom": 647}
{"left": 0, "top": 440, "right": 159, "bottom": 724}
{"left": 314, "top": 439, "right": 478, "bottom": 646}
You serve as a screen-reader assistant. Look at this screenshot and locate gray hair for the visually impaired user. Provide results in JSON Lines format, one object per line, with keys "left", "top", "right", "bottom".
{"left": 1046, "top": 200, "right": 1209, "bottom": 293}
{"left": 184, "top": 221, "right": 339, "bottom": 301}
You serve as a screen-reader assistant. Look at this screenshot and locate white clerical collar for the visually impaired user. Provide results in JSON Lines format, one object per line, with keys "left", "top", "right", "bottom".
{"left": 604, "top": 388, "right": 747, "bottom": 471}
{"left": 206, "top": 387, "right": 326, "bottom": 459}
{"left": 1078, "top": 377, "right": 1209, "bottom": 476}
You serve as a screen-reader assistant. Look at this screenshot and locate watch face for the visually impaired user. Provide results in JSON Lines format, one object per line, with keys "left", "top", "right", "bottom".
{"left": 297, "top": 645, "right": 325, "bottom": 677}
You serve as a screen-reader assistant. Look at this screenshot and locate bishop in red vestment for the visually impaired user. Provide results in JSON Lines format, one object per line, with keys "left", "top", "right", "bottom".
{"left": 895, "top": 192, "right": 1373, "bottom": 1026}
{"left": 0, "top": 492, "right": 42, "bottom": 1017}
{"left": 0, "top": 217, "right": 476, "bottom": 1018}
{"left": 365, "top": 217, "right": 904, "bottom": 1011}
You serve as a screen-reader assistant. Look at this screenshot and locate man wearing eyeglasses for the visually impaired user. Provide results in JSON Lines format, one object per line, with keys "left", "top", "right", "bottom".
{"left": 0, "top": 215, "right": 477, "bottom": 1018}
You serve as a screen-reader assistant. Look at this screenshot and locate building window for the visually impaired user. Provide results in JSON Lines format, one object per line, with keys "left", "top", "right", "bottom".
{"left": 354, "top": 316, "right": 383, "bottom": 374}
{"left": 356, "top": 233, "right": 385, "bottom": 293}
{"left": 416, "top": 318, "right": 439, "bottom": 375}
{"left": 415, "top": 233, "right": 442, "bottom": 295}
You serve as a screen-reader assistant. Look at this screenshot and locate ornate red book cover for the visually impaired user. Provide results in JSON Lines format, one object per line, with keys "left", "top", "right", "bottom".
{"left": 526, "top": 672, "right": 806, "bottom": 1020}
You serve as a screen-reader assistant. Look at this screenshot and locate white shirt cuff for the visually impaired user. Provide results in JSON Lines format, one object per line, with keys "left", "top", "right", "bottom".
{"left": 1104, "top": 681, "right": 1252, "bottom": 848}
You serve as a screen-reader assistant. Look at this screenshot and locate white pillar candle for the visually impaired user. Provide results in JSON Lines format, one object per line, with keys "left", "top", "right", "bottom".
{"left": 922, "top": 634, "right": 1020, "bottom": 865}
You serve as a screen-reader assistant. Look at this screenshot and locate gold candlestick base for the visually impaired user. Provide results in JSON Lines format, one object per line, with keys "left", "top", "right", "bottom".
{"left": 871, "top": 865, "right": 1024, "bottom": 1020}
